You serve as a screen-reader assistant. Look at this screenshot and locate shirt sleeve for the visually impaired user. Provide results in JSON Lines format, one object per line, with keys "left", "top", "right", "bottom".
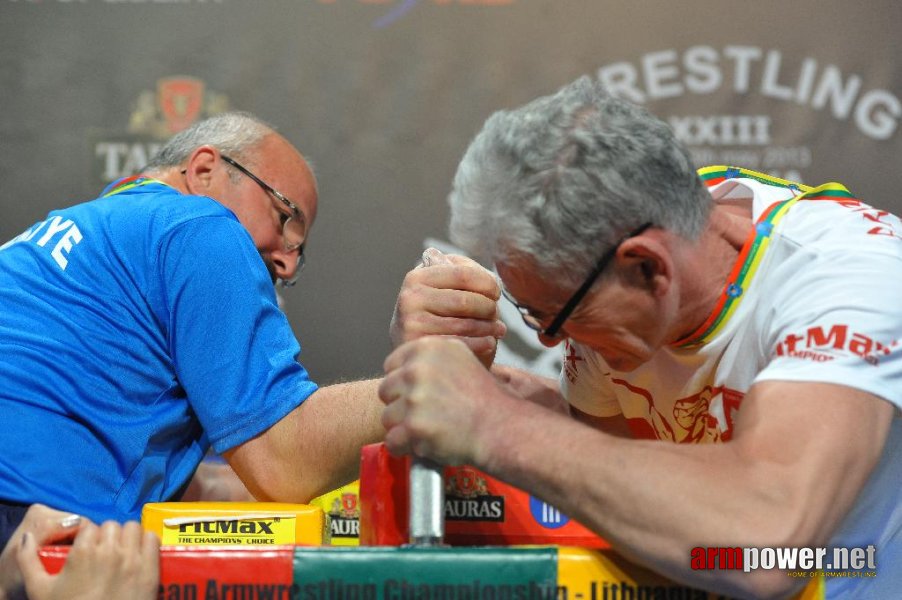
{"left": 754, "top": 243, "right": 902, "bottom": 412}
{"left": 559, "top": 340, "right": 622, "bottom": 417}
{"left": 156, "top": 215, "right": 318, "bottom": 453}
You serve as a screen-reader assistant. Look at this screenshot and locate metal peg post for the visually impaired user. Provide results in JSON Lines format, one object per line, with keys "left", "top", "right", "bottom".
{"left": 408, "top": 457, "right": 445, "bottom": 546}
{"left": 407, "top": 247, "right": 449, "bottom": 546}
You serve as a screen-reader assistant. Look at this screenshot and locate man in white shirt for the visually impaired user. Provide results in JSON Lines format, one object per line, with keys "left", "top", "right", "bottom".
{"left": 381, "top": 77, "right": 901, "bottom": 598}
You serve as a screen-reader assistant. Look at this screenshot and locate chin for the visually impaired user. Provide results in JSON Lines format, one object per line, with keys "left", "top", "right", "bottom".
{"left": 606, "top": 358, "right": 640, "bottom": 372}
{"left": 595, "top": 351, "right": 647, "bottom": 373}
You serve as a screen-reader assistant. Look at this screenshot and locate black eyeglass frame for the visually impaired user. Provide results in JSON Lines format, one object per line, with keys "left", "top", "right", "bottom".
{"left": 220, "top": 155, "right": 307, "bottom": 253}
{"left": 503, "top": 222, "right": 653, "bottom": 339}
{"left": 220, "top": 155, "right": 307, "bottom": 286}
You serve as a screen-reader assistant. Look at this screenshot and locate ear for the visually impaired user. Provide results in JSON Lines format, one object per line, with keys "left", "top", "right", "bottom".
{"left": 616, "top": 234, "right": 673, "bottom": 298}
{"left": 182, "top": 145, "right": 220, "bottom": 194}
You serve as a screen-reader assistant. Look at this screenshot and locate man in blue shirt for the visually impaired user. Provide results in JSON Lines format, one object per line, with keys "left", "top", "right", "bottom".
{"left": 0, "top": 112, "right": 385, "bottom": 545}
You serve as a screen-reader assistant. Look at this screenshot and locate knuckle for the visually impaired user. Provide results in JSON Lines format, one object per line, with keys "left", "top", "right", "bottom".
{"left": 395, "top": 287, "right": 417, "bottom": 310}
{"left": 458, "top": 264, "right": 495, "bottom": 289}
{"left": 448, "top": 292, "right": 472, "bottom": 314}
{"left": 402, "top": 268, "right": 422, "bottom": 286}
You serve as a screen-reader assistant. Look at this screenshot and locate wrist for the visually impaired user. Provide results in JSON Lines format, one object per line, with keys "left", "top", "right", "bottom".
{"left": 468, "top": 387, "right": 519, "bottom": 472}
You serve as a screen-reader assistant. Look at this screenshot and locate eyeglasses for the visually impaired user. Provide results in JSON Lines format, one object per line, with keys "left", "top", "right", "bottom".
{"left": 220, "top": 155, "right": 307, "bottom": 286}
{"left": 502, "top": 222, "right": 653, "bottom": 339}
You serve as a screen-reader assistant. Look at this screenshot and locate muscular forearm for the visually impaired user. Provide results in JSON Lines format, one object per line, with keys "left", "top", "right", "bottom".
{"left": 474, "top": 402, "right": 790, "bottom": 596}
{"left": 226, "top": 379, "right": 385, "bottom": 502}
{"left": 475, "top": 403, "right": 692, "bottom": 543}
{"left": 472, "top": 384, "right": 891, "bottom": 598}
{"left": 380, "top": 338, "right": 892, "bottom": 597}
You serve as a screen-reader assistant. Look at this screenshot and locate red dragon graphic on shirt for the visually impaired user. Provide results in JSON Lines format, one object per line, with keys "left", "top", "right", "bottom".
{"left": 611, "top": 379, "right": 744, "bottom": 443}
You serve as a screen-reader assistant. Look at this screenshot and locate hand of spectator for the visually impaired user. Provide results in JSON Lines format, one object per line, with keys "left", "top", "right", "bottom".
{"left": 17, "top": 520, "right": 159, "bottom": 600}
{"left": 0, "top": 504, "right": 83, "bottom": 600}
{"left": 390, "top": 248, "right": 506, "bottom": 368}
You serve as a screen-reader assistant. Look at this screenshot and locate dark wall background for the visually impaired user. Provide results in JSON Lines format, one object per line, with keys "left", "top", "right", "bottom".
{"left": 2, "top": 0, "right": 900, "bottom": 384}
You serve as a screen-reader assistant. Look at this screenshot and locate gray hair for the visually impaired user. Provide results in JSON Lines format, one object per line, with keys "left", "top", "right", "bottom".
{"left": 448, "top": 76, "right": 711, "bottom": 285}
{"left": 143, "top": 111, "right": 276, "bottom": 175}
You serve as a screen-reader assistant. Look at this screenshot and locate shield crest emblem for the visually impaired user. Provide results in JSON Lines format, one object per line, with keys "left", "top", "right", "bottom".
{"left": 451, "top": 467, "right": 479, "bottom": 497}
{"left": 341, "top": 492, "right": 358, "bottom": 514}
{"left": 158, "top": 77, "right": 205, "bottom": 133}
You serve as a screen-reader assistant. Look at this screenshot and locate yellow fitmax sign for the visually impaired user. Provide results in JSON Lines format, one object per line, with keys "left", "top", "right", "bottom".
{"left": 162, "top": 515, "right": 297, "bottom": 546}
{"left": 142, "top": 502, "right": 328, "bottom": 546}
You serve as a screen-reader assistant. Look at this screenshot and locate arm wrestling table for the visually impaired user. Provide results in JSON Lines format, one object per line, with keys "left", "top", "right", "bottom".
{"left": 38, "top": 443, "right": 824, "bottom": 600}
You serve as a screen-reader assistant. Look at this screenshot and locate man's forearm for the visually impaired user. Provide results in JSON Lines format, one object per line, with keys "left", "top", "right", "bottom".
{"left": 474, "top": 400, "right": 795, "bottom": 596}
{"left": 297, "top": 379, "right": 387, "bottom": 493}
{"left": 472, "top": 382, "right": 891, "bottom": 598}
{"left": 226, "top": 378, "right": 385, "bottom": 503}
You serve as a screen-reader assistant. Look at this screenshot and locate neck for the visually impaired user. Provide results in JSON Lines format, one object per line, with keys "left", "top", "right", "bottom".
{"left": 143, "top": 168, "right": 188, "bottom": 194}
{"left": 669, "top": 206, "right": 751, "bottom": 342}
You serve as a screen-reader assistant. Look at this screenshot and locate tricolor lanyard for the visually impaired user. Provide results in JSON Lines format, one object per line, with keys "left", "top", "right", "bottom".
{"left": 672, "top": 166, "right": 858, "bottom": 348}
{"left": 101, "top": 175, "right": 170, "bottom": 198}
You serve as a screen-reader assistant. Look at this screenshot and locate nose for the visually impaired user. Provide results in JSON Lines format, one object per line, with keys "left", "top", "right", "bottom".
{"left": 537, "top": 332, "right": 565, "bottom": 348}
{"left": 269, "top": 247, "right": 301, "bottom": 283}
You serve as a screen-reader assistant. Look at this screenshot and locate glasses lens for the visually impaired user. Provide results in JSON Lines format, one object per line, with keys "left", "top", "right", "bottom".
{"left": 501, "top": 288, "right": 543, "bottom": 332}
{"left": 521, "top": 313, "right": 544, "bottom": 332}
{"left": 282, "top": 215, "right": 305, "bottom": 252}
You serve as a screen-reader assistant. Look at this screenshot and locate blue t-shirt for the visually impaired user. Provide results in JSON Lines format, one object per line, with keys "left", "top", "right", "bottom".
{"left": 0, "top": 179, "right": 318, "bottom": 522}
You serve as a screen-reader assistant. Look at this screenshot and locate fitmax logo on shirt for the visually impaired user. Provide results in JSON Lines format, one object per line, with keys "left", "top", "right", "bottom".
{"left": 775, "top": 324, "right": 898, "bottom": 366}
{"left": 0, "top": 215, "right": 83, "bottom": 270}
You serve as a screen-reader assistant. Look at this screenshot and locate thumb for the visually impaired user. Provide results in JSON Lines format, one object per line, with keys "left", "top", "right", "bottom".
{"left": 430, "top": 250, "right": 485, "bottom": 269}
{"left": 16, "top": 532, "right": 54, "bottom": 599}
{"left": 422, "top": 248, "right": 489, "bottom": 269}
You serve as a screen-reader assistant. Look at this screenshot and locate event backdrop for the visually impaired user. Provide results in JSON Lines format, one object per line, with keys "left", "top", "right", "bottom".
{"left": 2, "top": 0, "right": 900, "bottom": 384}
